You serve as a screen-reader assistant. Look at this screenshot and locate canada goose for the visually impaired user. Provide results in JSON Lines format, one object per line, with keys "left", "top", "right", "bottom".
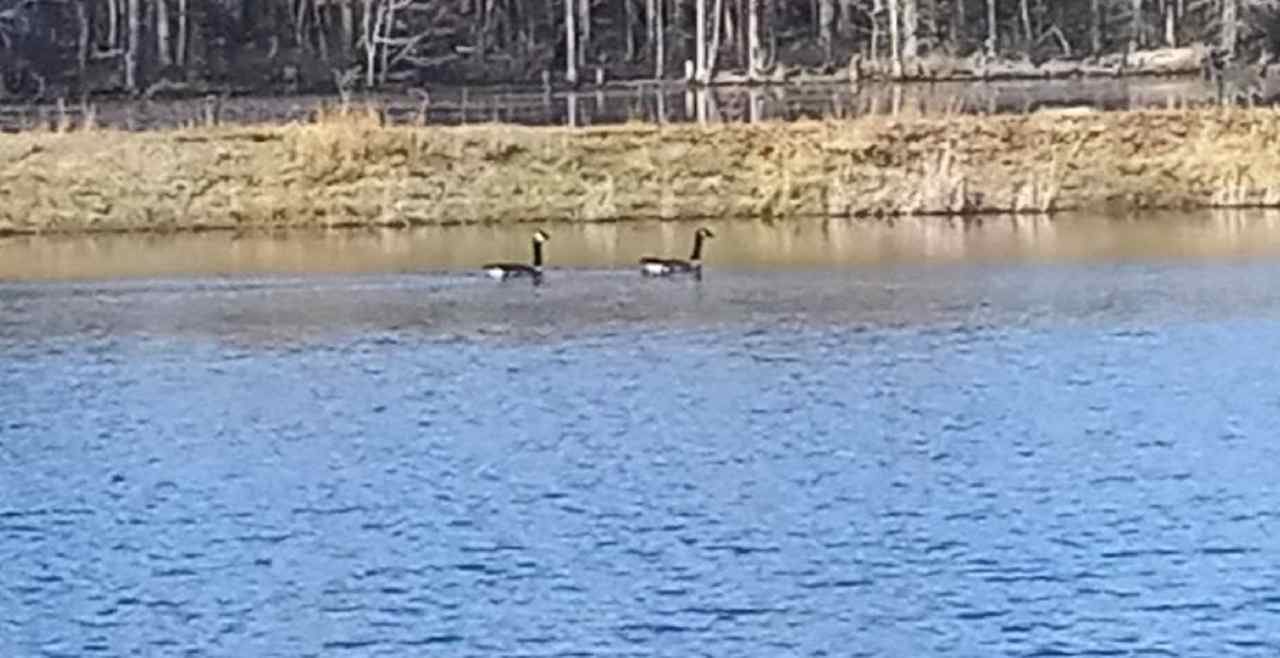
{"left": 640, "top": 227, "right": 714, "bottom": 277}
{"left": 484, "top": 230, "right": 550, "bottom": 281}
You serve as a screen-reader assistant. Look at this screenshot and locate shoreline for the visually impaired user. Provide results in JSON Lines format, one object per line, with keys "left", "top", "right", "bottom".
{"left": 0, "top": 205, "right": 1254, "bottom": 240}
{"left": 0, "top": 47, "right": 1212, "bottom": 104}
{"left": 1, "top": 75, "right": 1216, "bottom": 125}
{"left": 2, "top": 107, "right": 1279, "bottom": 236}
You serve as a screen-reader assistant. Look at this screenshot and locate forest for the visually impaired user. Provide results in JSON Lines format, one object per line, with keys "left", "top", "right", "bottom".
{"left": 0, "top": 0, "right": 1278, "bottom": 98}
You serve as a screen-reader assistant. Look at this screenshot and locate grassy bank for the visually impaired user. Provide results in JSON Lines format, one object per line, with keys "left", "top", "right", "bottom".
{"left": 2, "top": 107, "right": 1280, "bottom": 235}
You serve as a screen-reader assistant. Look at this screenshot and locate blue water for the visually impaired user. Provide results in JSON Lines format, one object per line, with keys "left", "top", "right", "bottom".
{"left": 3, "top": 261, "right": 1280, "bottom": 657}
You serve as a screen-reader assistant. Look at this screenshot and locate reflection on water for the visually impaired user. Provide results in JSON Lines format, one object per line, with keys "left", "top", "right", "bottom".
{"left": 8, "top": 211, "right": 1280, "bottom": 281}
{"left": 2, "top": 77, "right": 1224, "bottom": 132}
{"left": 4, "top": 213, "right": 1280, "bottom": 656}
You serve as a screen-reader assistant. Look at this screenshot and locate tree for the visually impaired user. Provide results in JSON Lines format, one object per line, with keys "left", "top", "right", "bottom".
{"left": 0, "top": 0, "right": 1274, "bottom": 97}
{"left": 903, "top": 0, "right": 918, "bottom": 59}
{"left": 1091, "top": 0, "right": 1104, "bottom": 53}
{"left": 1222, "top": 0, "right": 1238, "bottom": 55}
{"left": 125, "top": 0, "right": 140, "bottom": 91}
{"left": 889, "top": 0, "right": 901, "bottom": 76}
{"left": 566, "top": 0, "right": 578, "bottom": 82}
{"left": 652, "top": 0, "right": 665, "bottom": 78}
{"left": 579, "top": 0, "right": 591, "bottom": 67}
{"left": 1019, "top": 0, "right": 1032, "bottom": 42}
{"left": 177, "top": 0, "right": 189, "bottom": 66}
{"left": 819, "top": 0, "right": 834, "bottom": 62}
{"left": 985, "top": 0, "right": 997, "bottom": 55}
{"left": 695, "top": 0, "right": 706, "bottom": 79}
{"left": 340, "top": 0, "right": 355, "bottom": 53}
{"left": 156, "top": 0, "right": 172, "bottom": 67}
{"left": 1130, "top": 0, "right": 1142, "bottom": 54}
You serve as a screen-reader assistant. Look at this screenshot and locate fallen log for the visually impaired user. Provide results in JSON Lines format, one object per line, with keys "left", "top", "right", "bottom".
{"left": 700, "top": 46, "right": 1207, "bottom": 87}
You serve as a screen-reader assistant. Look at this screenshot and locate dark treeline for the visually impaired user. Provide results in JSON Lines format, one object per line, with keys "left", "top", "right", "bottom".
{"left": 1, "top": 0, "right": 1278, "bottom": 98}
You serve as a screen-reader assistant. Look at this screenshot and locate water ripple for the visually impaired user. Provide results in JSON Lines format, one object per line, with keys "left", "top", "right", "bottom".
{"left": 4, "top": 263, "right": 1280, "bottom": 656}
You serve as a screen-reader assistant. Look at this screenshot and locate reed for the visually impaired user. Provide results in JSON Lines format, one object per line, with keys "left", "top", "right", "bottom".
{"left": 5, "top": 106, "right": 1280, "bottom": 235}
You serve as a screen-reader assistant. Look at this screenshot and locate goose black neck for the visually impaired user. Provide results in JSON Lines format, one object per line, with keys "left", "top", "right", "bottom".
{"left": 690, "top": 233, "right": 705, "bottom": 261}
{"left": 532, "top": 240, "right": 544, "bottom": 268}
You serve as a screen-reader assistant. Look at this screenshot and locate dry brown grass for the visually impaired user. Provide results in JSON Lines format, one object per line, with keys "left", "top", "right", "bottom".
{"left": 5, "top": 105, "right": 1280, "bottom": 235}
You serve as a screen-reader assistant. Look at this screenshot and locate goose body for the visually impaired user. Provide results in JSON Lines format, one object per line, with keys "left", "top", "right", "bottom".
{"left": 484, "top": 263, "right": 538, "bottom": 280}
{"left": 639, "top": 257, "right": 698, "bottom": 276}
{"left": 640, "top": 228, "right": 714, "bottom": 277}
{"left": 484, "top": 230, "right": 549, "bottom": 282}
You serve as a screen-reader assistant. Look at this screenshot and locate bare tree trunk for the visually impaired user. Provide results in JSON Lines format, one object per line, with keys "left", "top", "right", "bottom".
{"left": 655, "top": 0, "right": 665, "bottom": 77}
{"left": 1220, "top": 0, "right": 1237, "bottom": 56}
{"left": 952, "top": 0, "right": 965, "bottom": 45}
{"left": 766, "top": 0, "right": 776, "bottom": 67}
{"left": 747, "top": 0, "right": 761, "bottom": 78}
{"left": 76, "top": 0, "right": 90, "bottom": 83}
{"left": 1163, "top": 0, "right": 1175, "bottom": 45}
{"left": 363, "top": 0, "right": 377, "bottom": 86}
{"left": 902, "top": 0, "right": 917, "bottom": 59}
{"left": 695, "top": 0, "right": 707, "bottom": 80}
{"left": 156, "top": 0, "right": 172, "bottom": 67}
{"left": 819, "top": 0, "right": 834, "bottom": 64}
{"left": 293, "top": 0, "right": 308, "bottom": 52}
{"left": 646, "top": 0, "right": 657, "bottom": 52}
{"left": 340, "top": 0, "right": 355, "bottom": 52}
{"left": 1091, "top": 0, "right": 1103, "bottom": 54}
{"left": 176, "top": 0, "right": 188, "bottom": 66}
{"left": 736, "top": 0, "right": 746, "bottom": 67}
{"left": 107, "top": 0, "right": 120, "bottom": 49}
{"left": 479, "top": 0, "right": 494, "bottom": 60}
{"left": 526, "top": 0, "right": 538, "bottom": 55}
{"left": 838, "top": 0, "right": 855, "bottom": 37}
{"left": 704, "top": 0, "right": 724, "bottom": 79}
{"left": 579, "top": 0, "right": 591, "bottom": 67}
{"left": 723, "top": 0, "right": 735, "bottom": 53}
{"left": 625, "top": 0, "right": 636, "bottom": 61}
{"left": 566, "top": 0, "right": 579, "bottom": 83}
{"left": 985, "top": 0, "right": 996, "bottom": 56}
{"left": 1129, "top": 0, "right": 1142, "bottom": 54}
{"left": 673, "top": 0, "right": 687, "bottom": 65}
{"left": 125, "top": 0, "right": 141, "bottom": 92}
{"left": 889, "top": 0, "right": 901, "bottom": 76}
{"left": 869, "top": 1, "right": 881, "bottom": 63}
{"left": 1019, "top": 0, "right": 1032, "bottom": 43}
{"left": 380, "top": 0, "right": 395, "bottom": 82}
{"left": 314, "top": 0, "right": 329, "bottom": 61}
{"left": 925, "top": 0, "right": 937, "bottom": 48}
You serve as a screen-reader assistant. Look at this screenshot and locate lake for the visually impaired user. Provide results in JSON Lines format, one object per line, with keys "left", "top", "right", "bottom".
{"left": 3, "top": 213, "right": 1280, "bottom": 657}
